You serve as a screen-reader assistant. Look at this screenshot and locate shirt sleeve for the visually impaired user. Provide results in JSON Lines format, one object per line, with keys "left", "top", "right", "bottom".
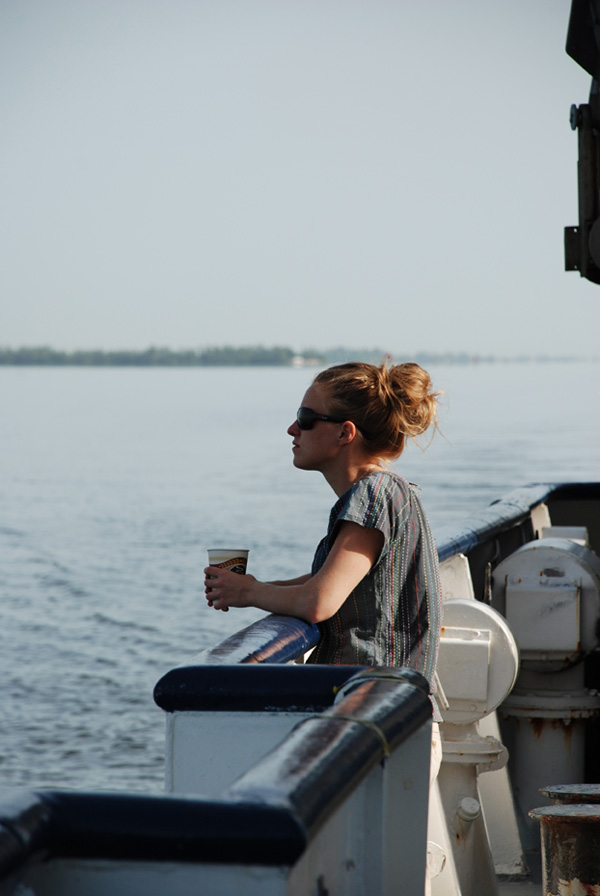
{"left": 327, "top": 473, "right": 410, "bottom": 559}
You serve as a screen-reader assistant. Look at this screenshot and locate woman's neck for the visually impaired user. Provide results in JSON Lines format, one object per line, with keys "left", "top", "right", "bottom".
{"left": 325, "top": 460, "right": 386, "bottom": 498}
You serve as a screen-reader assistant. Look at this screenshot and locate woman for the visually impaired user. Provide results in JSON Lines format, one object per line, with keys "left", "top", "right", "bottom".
{"left": 204, "top": 360, "right": 442, "bottom": 697}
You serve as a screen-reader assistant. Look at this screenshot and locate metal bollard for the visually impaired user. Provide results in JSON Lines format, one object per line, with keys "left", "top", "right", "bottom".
{"left": 529, "top": 804, "right": 600, "bottom": 895}
{"left": 540, "top": 783, "right": 600, "bottom": 805}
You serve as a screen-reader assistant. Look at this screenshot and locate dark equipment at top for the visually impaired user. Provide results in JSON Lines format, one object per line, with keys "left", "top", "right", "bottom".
{"left": 565, "top": 0, "right": 600, "bottom": 282}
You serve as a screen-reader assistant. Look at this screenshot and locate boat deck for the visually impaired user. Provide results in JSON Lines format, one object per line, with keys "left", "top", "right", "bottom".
{"left": 498, "top": 881, "right": 540, "bottom": 895}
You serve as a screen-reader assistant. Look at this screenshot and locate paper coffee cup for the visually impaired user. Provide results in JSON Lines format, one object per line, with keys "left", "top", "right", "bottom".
{"left": 207, "top": 549, "right": 249, "bottom": 575}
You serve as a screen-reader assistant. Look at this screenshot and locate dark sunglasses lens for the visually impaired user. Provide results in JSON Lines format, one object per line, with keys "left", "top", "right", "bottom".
{"left": 297, "top": 408, "right": 316, "bottom": 430}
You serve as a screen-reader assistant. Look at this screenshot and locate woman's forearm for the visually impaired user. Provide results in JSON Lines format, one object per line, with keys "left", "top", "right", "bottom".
{"left": 224, "top": 574, "right": 323, "bottom": 623}
{"left": 205, "top": 568, "right": 330, "bottom": 623}
{"left": 247, "top": 578, "right": 330, "bottom": 622}
{"left": 266, "top": 573, "right": 311, "bottom": 587}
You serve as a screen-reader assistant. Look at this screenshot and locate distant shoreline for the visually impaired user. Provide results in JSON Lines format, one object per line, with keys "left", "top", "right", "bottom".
{"left": 0, "top": 347, "right": 595, "bottom": 367}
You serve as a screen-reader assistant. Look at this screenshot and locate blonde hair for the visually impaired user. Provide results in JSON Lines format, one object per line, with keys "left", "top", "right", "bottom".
{"left": 314, "top": 361, "right": 440, "bottom": 460}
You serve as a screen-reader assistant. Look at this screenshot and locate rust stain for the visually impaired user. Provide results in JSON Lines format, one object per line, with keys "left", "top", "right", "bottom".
{"left": 554, "top": 882, "right": 600, "bottom": 895}
{"left": 547, "top": 875, "right": 600, "bottom": 894}
{"left": 559, "top": 718, "right": 574, "bottom": 752}
{"left": 523, "top": 717, "right": 576, "bottom": 748}
{"left": 454, "top": 832, "right": 468, "bottom": 850}
{"left": 531, "top": 717, "right": 545, "bottom": 739}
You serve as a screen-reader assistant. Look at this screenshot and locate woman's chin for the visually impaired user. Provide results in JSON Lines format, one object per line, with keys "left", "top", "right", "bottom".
{"left": 292, "top": 452, "right": 309, "bottom": 470}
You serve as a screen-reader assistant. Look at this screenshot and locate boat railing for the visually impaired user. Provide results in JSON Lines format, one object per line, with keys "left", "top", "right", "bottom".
{"left": 149, "top": 482, "right": 563, "bottom": 808}
{"left": 2, "top": 481, "right": 597, "bottom": 894}
{"left": 0, "top": 668, "right": 432, "bottom": 896}
{"left": 148, "top": 479, "right": 599, "bottom": 894}
{"left": 171, "top": 481, "right": 574, "bottom": 670}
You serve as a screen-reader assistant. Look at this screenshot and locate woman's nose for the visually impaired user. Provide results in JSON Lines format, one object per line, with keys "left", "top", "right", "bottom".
{"left": 287, "top": 420, "right": 300, "bottom": 436}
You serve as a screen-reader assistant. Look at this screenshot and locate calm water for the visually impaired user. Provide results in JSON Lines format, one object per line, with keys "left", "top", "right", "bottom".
{"left": 1, "top": 362, "right": 599, "bottom": 792}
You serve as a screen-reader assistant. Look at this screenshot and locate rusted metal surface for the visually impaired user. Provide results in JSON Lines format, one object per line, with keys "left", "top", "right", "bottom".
{"left": 529, "top": 717, "right": 576, "bottom": 751}
{"left": 452, "top": 797, "right": 481, "bottom": 851}
{"left": 530, "top": 804, "right": 600, "bottom": 895}
{"left": 540, "top": 784, "right": 600, "bottom": 805}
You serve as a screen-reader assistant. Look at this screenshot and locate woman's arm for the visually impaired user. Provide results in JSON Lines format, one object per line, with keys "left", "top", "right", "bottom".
{"left": 206, "top": 573, "right": 312, "bottom": 611}
{"left": 203, "top": 521, "right": 383, "bottom": 623}
{"left": 267, "top": 573, "right": 312, "bottom": 586}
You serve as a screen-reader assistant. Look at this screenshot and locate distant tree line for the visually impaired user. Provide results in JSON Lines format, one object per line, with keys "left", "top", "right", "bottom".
{"left": 0, "top": 346, "right": 586, "bottom": 367}
{"left": 0, "top": 346, "right": 326, "bottom": 367}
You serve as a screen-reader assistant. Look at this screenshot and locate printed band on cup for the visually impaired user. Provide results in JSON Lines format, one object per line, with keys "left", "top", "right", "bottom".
{"left": 207, "top": 549, "right": 249, "bottom": 576}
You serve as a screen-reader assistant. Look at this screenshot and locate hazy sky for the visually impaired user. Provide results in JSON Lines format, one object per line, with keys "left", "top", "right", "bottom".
{"left": 2, "top": 0, "right": 599, "bottom": 356}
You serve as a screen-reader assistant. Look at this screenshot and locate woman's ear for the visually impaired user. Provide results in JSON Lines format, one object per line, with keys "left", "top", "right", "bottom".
{"left": 338, "top": 421, "right": 358, "bottom": 444}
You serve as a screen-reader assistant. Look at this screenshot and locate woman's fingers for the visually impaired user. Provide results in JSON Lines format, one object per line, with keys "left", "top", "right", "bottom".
{"left": 204, "top": 566, "right": 232, "bottom": 611}
{"left": 203, "top": 566, "right": 248, "bottom": 611}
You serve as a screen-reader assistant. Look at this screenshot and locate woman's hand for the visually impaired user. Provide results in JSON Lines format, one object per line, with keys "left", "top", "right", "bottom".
{"left": 204, "top": 566, "right": 255, "bottom": 612}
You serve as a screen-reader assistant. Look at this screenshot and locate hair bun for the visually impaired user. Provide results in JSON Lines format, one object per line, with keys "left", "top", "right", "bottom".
{"left": 385, "top": 362, "right": 439, "bottom": 437}
{"left": 314, "top": 360, "right": 441, "bottom": 461}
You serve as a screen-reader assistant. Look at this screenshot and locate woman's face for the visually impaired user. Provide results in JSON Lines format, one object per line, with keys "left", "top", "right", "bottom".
{"left": 287, "top": 383, "right": 344, "bottom": 472}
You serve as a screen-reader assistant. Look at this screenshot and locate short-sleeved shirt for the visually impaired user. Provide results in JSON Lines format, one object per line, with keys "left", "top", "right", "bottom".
{"left": 306, "top": 471, "right": 441, "bottom": 695}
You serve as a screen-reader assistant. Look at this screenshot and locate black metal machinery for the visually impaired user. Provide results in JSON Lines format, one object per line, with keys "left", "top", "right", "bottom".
{"left": 565, "top": 0, "right": 600, "bottom": 282}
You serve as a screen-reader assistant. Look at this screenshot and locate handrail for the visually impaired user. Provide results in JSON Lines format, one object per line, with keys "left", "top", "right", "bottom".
{"left": 188, "top": 613, "right": 320, "bottom": 665}
{"left": 159, "top": 482, "right": 595, "bottom": 670}
{"left": 226, "top": 668, "right": 431, "bottom": 837}
{"left": 436, "top": 481, "right": 600, "bottom": 561}
{"left": 434, "top": 481, "right": 554, "bottom": 562}
{"left": 0, "top": 669, "right": 431, "bottom": 875}
{"left": 154, "top": 663, "right": 363, "bottom": 713}
{"left": 0, "top": 788, "right": 306, "bottom": 873}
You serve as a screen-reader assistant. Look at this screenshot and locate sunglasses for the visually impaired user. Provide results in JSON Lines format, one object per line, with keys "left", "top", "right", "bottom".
{"left": 296, "top": 406, "right": 345, "bottom": 430}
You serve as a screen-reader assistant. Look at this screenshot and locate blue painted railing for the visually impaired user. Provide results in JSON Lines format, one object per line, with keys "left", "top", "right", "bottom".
{"left": 0, "top": 668, "right": 431, "bottom": 878}
{"left": 177, "top": 482, "right": 596, "bottom": 668}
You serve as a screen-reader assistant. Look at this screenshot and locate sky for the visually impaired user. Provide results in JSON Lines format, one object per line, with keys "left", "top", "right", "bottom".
{"left": 1, "top": 0, "right": 599, "bottom": 358}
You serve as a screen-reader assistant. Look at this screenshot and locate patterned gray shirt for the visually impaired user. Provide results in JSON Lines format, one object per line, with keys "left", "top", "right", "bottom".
{"left": 307, "top": 471, "right": 441, "bottom": 695}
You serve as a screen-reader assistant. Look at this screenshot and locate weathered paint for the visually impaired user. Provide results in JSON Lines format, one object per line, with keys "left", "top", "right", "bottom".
{"left": 530, "top": 805, "right": 600, "bottom": 895}
{"left": 541, "top": 785, "right": 600, "bottom": 805}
